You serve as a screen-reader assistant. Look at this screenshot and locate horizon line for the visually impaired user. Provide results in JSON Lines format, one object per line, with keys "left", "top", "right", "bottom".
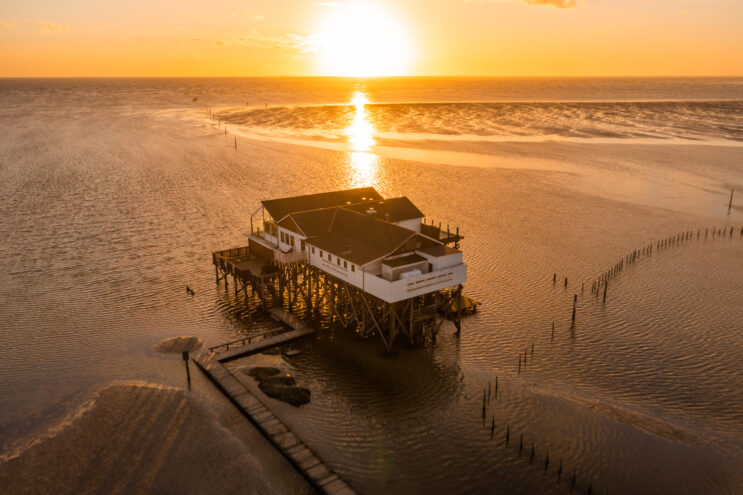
{"left": 1, "top": 74, "right": 743, "bottom": 79}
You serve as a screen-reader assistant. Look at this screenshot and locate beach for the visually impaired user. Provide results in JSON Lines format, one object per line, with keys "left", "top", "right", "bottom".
{"left": 0, "top": 383, "right": 313, "bottom": 495}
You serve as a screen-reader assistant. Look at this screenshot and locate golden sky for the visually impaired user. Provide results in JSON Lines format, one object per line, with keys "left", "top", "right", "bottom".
{"left": 0, "top": 0, "right": 741, "bottom": 77}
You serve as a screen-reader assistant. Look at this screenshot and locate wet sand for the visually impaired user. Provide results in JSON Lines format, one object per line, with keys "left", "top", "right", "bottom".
{"left": 0, "top": 384, "right": 313, "bottom": 495}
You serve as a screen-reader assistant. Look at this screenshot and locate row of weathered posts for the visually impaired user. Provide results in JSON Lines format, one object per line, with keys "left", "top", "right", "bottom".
{"left": 553, "top": 225, "right": 742, "bottom": 325}
{"left": 513, "top": 223, "right": 743, "bottom": 492}
{"left": 480, "top": 379, "right": 600, "bottom": 494}
{"left": 204, "top": 105, "right": 238, "bottom": 149}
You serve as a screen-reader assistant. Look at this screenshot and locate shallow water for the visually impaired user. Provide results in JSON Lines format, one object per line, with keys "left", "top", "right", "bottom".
{"left": 0, "top": 78, "right": 742, "bottom": 494}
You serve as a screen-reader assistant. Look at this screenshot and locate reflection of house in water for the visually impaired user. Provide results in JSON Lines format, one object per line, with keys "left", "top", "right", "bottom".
{"left": 214, "top": 187, "right": 474, "bottom": 351}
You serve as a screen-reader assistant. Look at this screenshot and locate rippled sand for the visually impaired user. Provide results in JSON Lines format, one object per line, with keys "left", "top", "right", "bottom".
{"left": 0, "top": 384, "right": 303, "bottom": 495}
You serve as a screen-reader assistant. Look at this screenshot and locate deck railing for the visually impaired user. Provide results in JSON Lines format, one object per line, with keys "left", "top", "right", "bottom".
{"left": 212, "top": 246, "right": 250, "bottom": 265}
{"left": 421, "top": 221, "right": 463, "bottom": 243}
{"left": 274, "top": 248, "right": 306, "bottom": 265}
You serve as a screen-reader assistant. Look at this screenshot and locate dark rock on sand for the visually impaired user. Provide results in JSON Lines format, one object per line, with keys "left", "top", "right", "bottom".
{"left": 244, "top": 367, "right": 310, "bottom": 407}
{"left": 246, "top": 366, "right": 281, "bottom": 381}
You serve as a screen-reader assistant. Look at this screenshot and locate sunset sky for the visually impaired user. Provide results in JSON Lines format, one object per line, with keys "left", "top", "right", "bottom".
{"left": 1, "top": 0, "right": 741, "bottom": 77}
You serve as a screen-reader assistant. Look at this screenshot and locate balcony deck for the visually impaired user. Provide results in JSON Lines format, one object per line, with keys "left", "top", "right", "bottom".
{"left": 420, "top": 222, "right": 463, "bottom": 245}
{"left": 363, "top": 263, "right": 467, "bottom": 303}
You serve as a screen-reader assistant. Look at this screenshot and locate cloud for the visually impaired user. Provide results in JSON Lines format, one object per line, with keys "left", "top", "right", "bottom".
{"left": 0, "top": 20, "right": 13, "bottom": 30}
{"left": 27, "top": 20, "right": 69, "bottom": 31}
{"left": 523, "top": 0, "right": 579, "bottom": 7}
{"left": 467, "top": 0, "right": 583, "bottom": 8}
{"left": 229, "top": 11, "right": 265, "bottom": 20}
{"left": 189, "top": 30, "right": 319, "bottom": 53}
{"left": 187, "top": 38, "right": 226, "bottom": 47}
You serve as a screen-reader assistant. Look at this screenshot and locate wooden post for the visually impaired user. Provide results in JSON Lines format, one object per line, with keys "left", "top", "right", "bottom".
{"left": 571, "top": 294, "right": 577, "bottom": 325}
{"left": 482, "top": 390, "right": 486, "bottom": 424}
{"left": 729, "top": 188, "right": 734, "bottom": 213}
{"left": 455, "top": 284, "right": 463, "bottom": 336}
{"left": 553, "top": 273, "right": 556, "bottom": 285}
{"left": 602, "top": 281, "right": 607, "bottom": 303}
{"left": 183, "top": 351, "right": 191, "bottom": 390}
{"left": 234, "top": 137, "right": 237, "bottom": 149}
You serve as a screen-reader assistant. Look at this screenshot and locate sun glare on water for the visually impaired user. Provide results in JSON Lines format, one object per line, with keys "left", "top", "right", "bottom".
{"left": 346, "top": 92, "right": 375, "bottom": 151}
{"left": 315, "top": 2, "right": 414, "bottom": 77}
{"left": 345, "top": 91, "right": 379, "bottom": 187}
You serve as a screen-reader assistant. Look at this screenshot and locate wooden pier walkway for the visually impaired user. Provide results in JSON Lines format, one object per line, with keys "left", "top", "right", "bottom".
{"left": 215, "top": 323, "right": 315, "bottom": 362}
{"left": 194, "top": 309, "right": 353, "bottom": 495}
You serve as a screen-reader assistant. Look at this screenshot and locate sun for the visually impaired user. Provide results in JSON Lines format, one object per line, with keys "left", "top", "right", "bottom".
{"left": 314, "top": 2, "right": 414, "bottom": 77}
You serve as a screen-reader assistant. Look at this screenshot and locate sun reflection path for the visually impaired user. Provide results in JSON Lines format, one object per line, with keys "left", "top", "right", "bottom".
{"left": 345, "top": 91, "right": 380, "bottom": 188}
{"left": 346, "top": 91, "right": 376, "bottom": 152}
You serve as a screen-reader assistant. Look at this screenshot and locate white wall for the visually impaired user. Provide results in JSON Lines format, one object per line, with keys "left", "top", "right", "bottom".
{"left": 363, "top": 263, "right": 467, "bottom": 303}
{"left": 306, "top": 246, "right": 364, "bottom": 287}
{"left": 277, "top": 227, "right": 306, "bottom": 252}
{"left": 306, "top": 242, "right": 467, "bottom": 303}
{"left": 417, "top": 250, "right": 463, "bottom": 271}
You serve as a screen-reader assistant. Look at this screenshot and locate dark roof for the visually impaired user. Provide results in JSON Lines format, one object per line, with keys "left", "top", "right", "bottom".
{"left": 263, "top": 187, "right": 382, "bottom": 221}
{"left": 282, "top": 208, "right": 337, "bottom": 237}
{"left": 277, "top": 216, "right": 303, "bottom": 235}
{"left": 342, "top": 196, "right": 424, "bottom": 223}
{"left": 308, "top": 208, "right": 417, "bottom": 266}
{"left": 382, "top": 254, "right": 427, "bottom": 268}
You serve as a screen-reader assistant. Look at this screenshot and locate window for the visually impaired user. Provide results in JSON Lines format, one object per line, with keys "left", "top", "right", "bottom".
{"left": 343, "top": 261, "right": 347, "bottom": 269}
{"left": 328, "top": 253, "right": 332, "bottom": 261}
{"left": 337, "top": 258, "right": 341, "bottom": 266}
{"left": 320, "top": 250, "right": 323, "bottom": 257}
{"left": 290, "top": 235, "right": 295, "bottom": 246}
{"left": 280, "top": 231, "right": 285, "bottom": 243}
{"left": 351, "top": 265, "right": 356, "bottom": 272}
{"left": 311, "top": 247, "right": 315, "bottom": 254}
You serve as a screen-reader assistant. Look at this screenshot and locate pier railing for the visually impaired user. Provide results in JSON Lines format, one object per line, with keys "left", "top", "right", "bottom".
{"left": 208, "top": 326, "right": 286, "bottom": 353}
{"left": 212, "top": 246, "right": 250, "bottom": 264}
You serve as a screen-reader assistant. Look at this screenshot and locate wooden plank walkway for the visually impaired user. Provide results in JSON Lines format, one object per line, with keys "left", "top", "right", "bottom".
{"left": 193, "top": 353, "right": 355, "bottom": 495}
{"left": 218, "top": 325, "right": 315, "bottom": 362}
{"left": 194, "top": 307, "right": 354, "bottom": 495}
{"left": 213, "top": 306, "right": 316, "bottom": 362}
